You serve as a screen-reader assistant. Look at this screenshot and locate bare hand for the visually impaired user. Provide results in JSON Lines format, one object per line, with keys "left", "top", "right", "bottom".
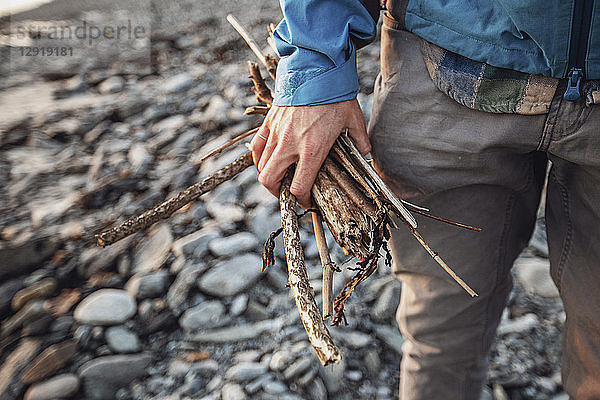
{"left": 250, "top": 98, "right": 370, "bottom": 208}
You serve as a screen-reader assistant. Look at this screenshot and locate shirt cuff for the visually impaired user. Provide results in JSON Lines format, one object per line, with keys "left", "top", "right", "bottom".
{"left": 272, "top": 48, "right": 359, "bottom": 106}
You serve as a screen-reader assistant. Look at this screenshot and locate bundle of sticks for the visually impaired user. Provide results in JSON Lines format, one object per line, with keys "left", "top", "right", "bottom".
{"left": 95, "top": 15, "right": 480, "bottom": 366}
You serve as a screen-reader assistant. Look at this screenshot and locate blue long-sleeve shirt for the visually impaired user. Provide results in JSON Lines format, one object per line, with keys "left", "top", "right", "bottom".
{"left": 272, "top": 0, "right": 377, "bottom": 106}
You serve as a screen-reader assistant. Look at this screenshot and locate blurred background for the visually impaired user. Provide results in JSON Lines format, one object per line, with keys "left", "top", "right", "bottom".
{"left": 0, "top": 1, "right": 564, "bottom": 400}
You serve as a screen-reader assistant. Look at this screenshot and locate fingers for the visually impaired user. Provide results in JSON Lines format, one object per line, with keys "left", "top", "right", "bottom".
{"left": 347, "top": 105, "right": 371, "bottom": 155}
{"left": 257, "top": 147, "right": 296, "bottom": 199}
{"left": 251, "top": 124, "right": 269, "bottom": 166}
{"left": 257, "top": 131, "right": 278, "bottom": 173}
{"left": 289, "top": 149, "right": 324, "bottom": 209}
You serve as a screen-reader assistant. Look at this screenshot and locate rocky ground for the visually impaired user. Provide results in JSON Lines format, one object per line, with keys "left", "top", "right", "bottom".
{"left": 0, "top": 2, "right": 567, "bottom": 400}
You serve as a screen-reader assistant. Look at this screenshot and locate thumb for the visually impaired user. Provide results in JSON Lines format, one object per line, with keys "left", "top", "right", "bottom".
{"left": 347, "top": 116, "right": 371, "bottom": 155}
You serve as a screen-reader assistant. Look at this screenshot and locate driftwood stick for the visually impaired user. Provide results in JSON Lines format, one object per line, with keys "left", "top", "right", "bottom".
{"left": 323, "top": 157, "right": 379, "bottom": 221}
{"left": 331, "top": 146, "right": 383, "bottom": 209}
{"left": 280, "top": 169, "right": 341, "bottom": 365}
{"left": 312, "top": 169, "right": 371, "bottom": 259}
{"left": 337, "top": 133, "right": 417, "bottom": 228}
{"left": 244, "top": 106, "right": 270, "bottom": 116}
{"left": 226, "top": 14, "right": 268, "bottom": 69}
{"left": 198, "top": 127, "right": 259, "bottom": 164}
{"left": 248, "top": 61, "right": 273, "bottom": 105}
{"left": 311, "top": 212, "right": 335, "bottom": 319}
{"left": 265, "top": 54, "right": 278, "bottom": 81}
{"left": 96, "top": 152, "right": 253, "bottom": 247}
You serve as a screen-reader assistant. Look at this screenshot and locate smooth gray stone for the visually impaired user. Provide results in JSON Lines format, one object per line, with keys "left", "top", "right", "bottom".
{"left": 208, "top": 232, "right": 258, "bottom": 257}
{"left": 269, "top": 350, "right": 294, "bottom": 372}
{"left": 229, "top": 294, "right": 248, "bottom": 317}
{"left": 97, "top": 76, "right": 125, "bottom": 94}
{"left": 318, "top": 357, "right": 346, "bottom": 394}
{"left": 131, "top": 224, "right": 172, "bottom": 274}
{"left": 249, "top": 204, "right": 281, "bottom": 241}
{"left": 364, "top": 349, "right": 381, "bottom": 375}
{"left": 126, "top": 270, "right": 170, "bottom": 299}
{"left": 305, "top": 377, "right": 327, "bottom": 400}
{"left": 167, "top": 359, "right": 191, "bottom": 379}
{"left": 152, "top": 114, "right": 186, "bottom": 135}
{"left": 198, "top": 254, "right": 262, "bottom": 297}
{"left": 74, "top": 289, "right": 136, "bottom": 325}
{"left": 179, "top": 300, "right": 226, "bottom": 331}
{"left": 105, "top": 326, "right": 140, "bottom": 354}
{"left": 205, "top": 181, "right": 239, "bottom": 204}
{"left": 0, "top": 237, "right": 58, "bottom": 280}
{"left": 372, "top": 281, "right": 401, "bottom": 321}
{"left": 283, "top": 356, "right": 312, "bottom": 381}
{"left": 172, "top": 228, "right": 220, "bottom": 258}
{"left": 244, "top": 301, "right": 269, "bottom": 322}
{"left": 263, "top": 379, "right": 287, "bottom": 395}
{"left": 167, "top": 264, "right": 205, "bottom": 313}
{"left": 0, "top": 279, "right": 24, "bottom": 319}
{"left": 163, "top": 73, "right": 194, "bottom": 93}
{"left": 221, "top": 383, "right": 247, "bottom": 400}
{"left": 206, "top": 202, "right": 245, "bottom": 224}
{"left": 24, "top": 373, "right": 80, "bottom": 400}
{"left": 373, "top": 325, "right": 404, "bottom": 356}
{"left": 225, "top": 362, "right": 268, "bottom": 382}
{"left": 186, "top": 318, "right": 286, "bottom": 343}
{"left": 330, "top": 328, "right": 372, "bottom": 349}
{"left": 78, "top": 353, "right": 153, "bottom": 400}
{"left": 497, "top": 313, "right": 539, "bottom": 335}
{"left": 513, "top": 257, "right": 559, "bottom": 298}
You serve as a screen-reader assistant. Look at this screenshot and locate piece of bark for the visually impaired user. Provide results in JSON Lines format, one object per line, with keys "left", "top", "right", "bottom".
{"left": 96, "top": 152, "right": 253, "bottom": 247}
{"left": 312, "top": 169, "right": 371, "bottom": 259}
{"left": 322, "top": 157, "right": 379, "bottom": 221}
{"left": 280, "top": 169, "right": 341, "bottom": 366}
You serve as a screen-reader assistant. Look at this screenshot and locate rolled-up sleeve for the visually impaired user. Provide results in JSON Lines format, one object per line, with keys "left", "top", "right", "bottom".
{"left": 273, "top": 0, "right": 378, "bottom": 106}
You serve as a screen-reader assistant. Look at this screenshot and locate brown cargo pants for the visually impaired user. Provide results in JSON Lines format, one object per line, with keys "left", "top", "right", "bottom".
{"left": 368, "top": 17, "right": 600, "bottom": 400}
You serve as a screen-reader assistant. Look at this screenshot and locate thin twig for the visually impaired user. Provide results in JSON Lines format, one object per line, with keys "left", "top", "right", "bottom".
{"left": 227, "top": 14, "right": 268, "bottom": 69}
{"left": 248, "top": 61, "right": 273, "bottom": 105}
{"left": 337, "top": 132, "right": 417, "bottom": 228}
{"left": 402, "top": 204, "right": 482, "bottom": 232}
{"left": 280, "top": 168, "right": 341, "bottom": 365}
{"left": 398, "top": 217, "right": 478, "bottom": 297}
{"left": 311, "top": 212, "right": 335, "bottom": 319}
{"left": 244, "top": 106, "right": 270, "bottom": 116}
{"left": 96, "top": 152, "right": 254, "bottom": 247}
{"left": 198, "top": 127, "right": 259, "bottom": 164}
{"left": 323, "top": 157, "right": 379, "bottom": 220}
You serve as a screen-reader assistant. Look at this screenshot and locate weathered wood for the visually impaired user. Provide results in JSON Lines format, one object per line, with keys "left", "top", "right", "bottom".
{"left": 336, "top": 132, "right": 418, "bottom": 228}
{"left": 198, "top": 127, "right": 259, "bottom": 163}
{"left": 227, "top": 14, "right": 268, "bottom": 69}
{"left": 312, "top": 169, "right": 371, "bottom": 260}
{"left": 248, "top": 61, "right": 273, "bottom": 105}
{"left": 311, "top": 212, "right": 335, "bottom": 319}
{"left": 244, "top": 105, "right": 269, "bottom": 116}
{"left": 264, "top": 54, "right": 278, "bottom": 80}
{"left": 322, "top": 157, "right": 379, "bottom": 221}
{"left": 96, "top": 152, "right": 253, "bottom": 247}
{"left": 280, "top": 169, "right": 341, "bottom": 365}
